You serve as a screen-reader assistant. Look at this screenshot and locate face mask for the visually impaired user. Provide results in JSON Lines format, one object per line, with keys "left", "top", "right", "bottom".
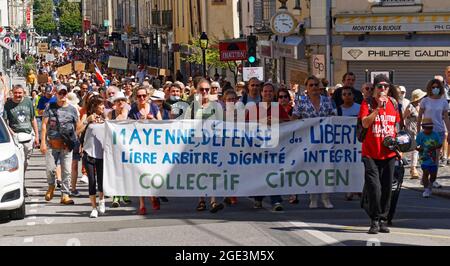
{"left": 170, "top": 96, "right": 181, "bottom": 102}
{"left": 432, "top": 88, "right": 441, "bottom": 96}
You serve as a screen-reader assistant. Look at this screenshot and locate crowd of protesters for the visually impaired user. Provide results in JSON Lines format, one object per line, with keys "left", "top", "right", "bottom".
{"left": 2, "top": 45, "right": 450, "bottom": 234}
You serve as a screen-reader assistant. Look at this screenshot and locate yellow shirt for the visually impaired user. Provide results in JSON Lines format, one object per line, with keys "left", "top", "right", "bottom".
{"left": 27, "top": 73, "right": 36, "bottom": 85}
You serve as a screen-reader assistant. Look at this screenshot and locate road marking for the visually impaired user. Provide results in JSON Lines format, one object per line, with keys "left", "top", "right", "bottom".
{"left": 31, "top": 198, "right": 39, "bottom": 202}
{"left": 341, "top": 226, "right": 450, "bottom": 240}
{"left": 28, "top": 209, "right": 38, "bottom": 214}
{"left": 30, "top": 204, "right": 39, "bottom": 208}
{"left": 28, "top": 216, "right": 37, "bottom": 220}
{"left": 250, "top": 198, "right": 344, "bottom": 246}
{"left": 24, "top": 237, "right": 34, "bottom": 243}
{"left": 289, "top": 221, "right": 344, "bottom": 246}
{"left": 26, "top": 222, "right": 36, "bottom": 226}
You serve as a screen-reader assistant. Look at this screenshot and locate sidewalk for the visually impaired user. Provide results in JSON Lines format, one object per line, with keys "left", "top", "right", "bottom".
{"left": 403, "top": 165, "right": 450, "bottom": 199}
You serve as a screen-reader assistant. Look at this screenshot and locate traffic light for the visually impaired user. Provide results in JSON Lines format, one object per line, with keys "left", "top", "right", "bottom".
{"left": 247, "top": 35, "right": 257, "bottom": 65}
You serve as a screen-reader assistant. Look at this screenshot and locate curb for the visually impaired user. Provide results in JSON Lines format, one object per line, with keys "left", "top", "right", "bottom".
{"left": 402, "top": 183, "right": 450, "bottom": 200}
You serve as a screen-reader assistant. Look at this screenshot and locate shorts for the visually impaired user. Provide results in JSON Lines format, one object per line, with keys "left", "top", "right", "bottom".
{"left": 437, "top": 132, "right": 446, "bottom": 143}
{"left": 421, "top": 164, "right": 438, "bottom": 174}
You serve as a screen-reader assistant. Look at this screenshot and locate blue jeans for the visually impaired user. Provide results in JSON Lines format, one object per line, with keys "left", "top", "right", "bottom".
{"left": 254, "top": 195, "right": 283, "bottom": 205}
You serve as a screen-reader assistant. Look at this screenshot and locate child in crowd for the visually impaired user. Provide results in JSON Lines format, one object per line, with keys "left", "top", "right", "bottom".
{"left": 416, "top": 118, "right": 443, "bottom": 198}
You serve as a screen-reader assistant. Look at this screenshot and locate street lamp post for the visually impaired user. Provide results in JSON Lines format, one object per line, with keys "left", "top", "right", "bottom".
{"left": 200, "top": 32, "right": 209, "bottom": 78}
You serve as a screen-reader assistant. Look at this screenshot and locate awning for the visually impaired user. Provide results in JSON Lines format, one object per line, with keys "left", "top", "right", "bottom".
{"left": 335, "top": 14, "right": 450, "bottom": 33}
{"left": 341, "top": 35, "right": 450, "bottom": 61}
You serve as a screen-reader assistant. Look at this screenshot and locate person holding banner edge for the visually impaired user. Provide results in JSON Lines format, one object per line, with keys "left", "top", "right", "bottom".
{"left": 359, "top": 75, "right": 401, "bottom": 234}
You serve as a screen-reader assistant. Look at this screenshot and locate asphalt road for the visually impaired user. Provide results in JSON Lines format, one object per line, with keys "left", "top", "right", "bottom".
{"left": 1, "top": 152, "right": 450, "bottom": 246}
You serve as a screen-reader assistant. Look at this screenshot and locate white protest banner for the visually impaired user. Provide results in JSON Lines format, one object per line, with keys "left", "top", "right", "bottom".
{"left": 243, "top": 67, "right": 264, "bottom": 82}
{"left": 103, "top": 117, "right": 364, "bottom": 197}
{"left": 108, "top": 56, "right": 128, "bottom": 70}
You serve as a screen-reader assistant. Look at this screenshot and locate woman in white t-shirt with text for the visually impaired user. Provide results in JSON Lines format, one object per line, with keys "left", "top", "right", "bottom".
{"left": 418, "top": 79, "right": 450, "bottom": 189}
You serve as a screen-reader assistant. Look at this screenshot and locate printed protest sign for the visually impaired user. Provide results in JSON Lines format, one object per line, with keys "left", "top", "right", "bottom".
{"left": 74, "top": 61, "right": 86, "bottom": 72}
{"left": 38, "top": 74, "right": 49, "bottom": 84}
{"left": 108, "top": 56, "right": 128, "bottom": 70}
{"left": 57, "top": 63, "right": 73, "bottom": 76}
{"left": 103, "top": 117, "right": 364, "bottom": 197}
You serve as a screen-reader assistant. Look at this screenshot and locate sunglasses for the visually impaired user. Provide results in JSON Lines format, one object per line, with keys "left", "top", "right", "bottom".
{"left": 309, "top": 83, "right": 319, "bottom": 87}
{"left": 376, "top": 84, "right": 389, "bottom": 89}
{"left": 58, "top": 91, "right": 68, "bottom": 96}
{"left": 199, "top": 87, "right": 210, "bottom": 92}
{"left": 278, "top": 95, "right": 290, "bottom": 99}
{"left": 137, "top": 94, "right": 147, "bottom": 98}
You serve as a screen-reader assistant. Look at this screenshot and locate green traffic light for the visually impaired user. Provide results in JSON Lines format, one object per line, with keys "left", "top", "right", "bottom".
{"left": 248, "top": 56, "right": 256, "bottom": 64}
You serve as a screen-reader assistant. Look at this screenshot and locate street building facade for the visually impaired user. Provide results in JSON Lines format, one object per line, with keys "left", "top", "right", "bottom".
{"left": 334, "top": 0, "right": 450, "bottom": 93}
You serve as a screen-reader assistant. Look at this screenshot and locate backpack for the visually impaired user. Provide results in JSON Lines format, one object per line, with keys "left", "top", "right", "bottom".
{"left": 356, "top": 97, "right": 399, "bottom": 143}
{"left": 50, "top": 103, "right": 78, "bottom": 151}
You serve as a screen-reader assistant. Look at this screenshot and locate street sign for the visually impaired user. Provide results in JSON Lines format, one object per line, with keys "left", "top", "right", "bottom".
{"left": 311, "top": 54, "right": 326, "bottom": 79}
{"left": 219, "top": 40, "right": 247, "bottom": 61}
{"left": 26, "top": 6, "right": 31, "bottom": 25}
{"left": 20, "top": 32, "right": 27, "bottom": 40}
{"left": 2, "top": 36, "right": 12, "bottom": 45}
{"left": 243, "top": 67, "right": 264, "bottom": 82}
{"left": 0, "top": 27, "right": 6, "bottom": 38}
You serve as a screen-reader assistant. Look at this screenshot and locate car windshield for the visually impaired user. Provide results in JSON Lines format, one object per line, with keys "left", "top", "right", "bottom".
{"left": 0, "top": 118, "right": 10, "bottom": 144}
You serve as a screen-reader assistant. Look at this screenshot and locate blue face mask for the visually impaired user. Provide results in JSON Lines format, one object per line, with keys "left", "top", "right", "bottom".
{"left": 432, "top": 88, "right": 441, "bottom": 96}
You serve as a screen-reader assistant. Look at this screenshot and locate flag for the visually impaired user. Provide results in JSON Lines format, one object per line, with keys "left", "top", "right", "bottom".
{"left": 60, "top": 41, "right": 66, "bottom": 52}
{"left": 94, "top": 63, "right": 105, "bottom": 85}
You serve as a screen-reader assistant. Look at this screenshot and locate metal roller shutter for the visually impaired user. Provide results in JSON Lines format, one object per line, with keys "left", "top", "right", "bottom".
{"left": 348, "top": 61, "right": 450, "bottom": 96}
{"left": 286, "top": 57, "right": 308, "bottom": 85}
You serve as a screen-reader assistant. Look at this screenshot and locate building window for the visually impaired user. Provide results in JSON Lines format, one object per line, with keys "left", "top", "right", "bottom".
{"left": 254, "top": 0, "right": 276, "bottom": 31}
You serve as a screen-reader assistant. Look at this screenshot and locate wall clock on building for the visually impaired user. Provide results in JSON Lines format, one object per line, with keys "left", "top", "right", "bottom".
{"left": 271, "top": 11, "right": 298, "bottom": 36}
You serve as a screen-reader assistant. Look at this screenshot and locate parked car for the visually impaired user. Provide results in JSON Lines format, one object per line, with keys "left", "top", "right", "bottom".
{"left": 0, "top": 117, "right": 25, "bottom": 220}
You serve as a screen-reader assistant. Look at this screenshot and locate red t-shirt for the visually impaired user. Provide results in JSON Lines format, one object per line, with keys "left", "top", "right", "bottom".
{"left": 358, "top": 98, "right": 400, "bottom": 160}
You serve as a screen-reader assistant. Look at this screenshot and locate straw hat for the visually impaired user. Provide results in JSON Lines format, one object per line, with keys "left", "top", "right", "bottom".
{"left": 67, "top": 92, "right": 80, "bottom": 106}
{"left": 111, "top": 91, "right": 127, "bottom": 103}
{"left": 150, "top": 90, "right": 165, "bottom": 101}
{"left": 422, "top": 118, "right": 434, "bottom": 128}
{"left": 411, "top": 89, "right": 427, "bottom": 103}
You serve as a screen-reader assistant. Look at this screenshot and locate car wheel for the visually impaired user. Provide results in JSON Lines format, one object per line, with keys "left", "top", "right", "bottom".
{"left": 9, "top": 199, "right": 26, "bottom": 220}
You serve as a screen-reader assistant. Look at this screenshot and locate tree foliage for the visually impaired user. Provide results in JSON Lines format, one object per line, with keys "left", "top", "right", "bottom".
{"left": 34, "top": 0, "right": 57, "bottom": 34}
{"left": 183, "top": 37, "right": 238, "bottom": 81}
{"left": 58, "top": 0, "right": 82, "bottom": 36}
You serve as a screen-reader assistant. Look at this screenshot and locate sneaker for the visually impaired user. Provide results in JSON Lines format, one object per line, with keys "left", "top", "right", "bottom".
{"left": 368, "top": 220, "right": 380, "bottom": 234}
{"left": 122, "top": 196, "right": 132, "bottom": 205}
{"left": 440, "top": 160, "right": 447, "bottom": 167}
{"left": 196, "top": 201, "right": 207, "bottom": 211}
{"left": 111, "top": 196, "right": 120, "bottom": 208}
{"left": 423, "top": 188, "right": 432, "bottom": 198}
{"left": 432, "top": 181, "right": 443, "bottom": 189}
{"left": 90, "top": 209, "right": 98, "bottom": 218}
{"left": 210, "top": 202, "right": 224, "bottom": 213}
{"left": 98, "top": 200, "right": 106, "bottom": 214}
{"left": 151, "top": 197, "right": 161, "bottom": 211}
{"left": 160, "top": 197, "right": 169, "bottom": 203}
{"left": 253, "top": 201, "right": 263, "bottom": 209}
{"left": 379, "top": 221, "right": 390, "bottom": 233}
{"left": 70, "top": 189, "right": 81, "bottom": 197}
{"left": 56, "top": 180, "right": 62, "bottom": 188}
{"left": 309, "top": 200, "right": 319, "bottom": 209}
{"left": 272, "top": 203, "right": 283, "bottom": 212}
{"left": 322, "top": 199, "right": 334, "bottom": 209}
{"left": 80, "top": 175, "right": 89, "bottom": 184}
{"left": 447, "top": 159, "right": 450, "bottom": 165}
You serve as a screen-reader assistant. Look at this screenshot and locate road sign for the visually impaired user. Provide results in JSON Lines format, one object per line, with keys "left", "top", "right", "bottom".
{"left": 219, "top": 40, "right": 247, "bottom": 61}
{"left": 3, "top": 36, "right": 12, "bottom": 45}
{"left": 243, "top": 67, "right": 264, "bottom": 82}
{"left": 20, "top": 32, "right": 27, "bottom": 40}
{"left": 0, "top": 27, "right": 6, "bottom": 38}
{"left": 26, "top": 6, "right": 31, "bottom": 25}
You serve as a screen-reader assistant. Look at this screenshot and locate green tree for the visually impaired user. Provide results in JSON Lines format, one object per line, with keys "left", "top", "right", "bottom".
{"left": 183, "top": 37, "right": 238, "bottom": 82}
{"left": 58, "top": 0, "right": 82, "bottom": 36}
{"left": 34, "top": 0, "right": 57, "bottom": 34}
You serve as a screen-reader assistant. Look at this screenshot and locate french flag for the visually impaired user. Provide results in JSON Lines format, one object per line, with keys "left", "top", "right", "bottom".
{"left": 94, "top": 63, "right": 105, "bottom": 85}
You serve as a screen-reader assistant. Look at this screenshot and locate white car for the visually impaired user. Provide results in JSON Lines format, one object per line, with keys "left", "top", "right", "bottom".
{"left": 0, "top": 117, "right": 25, "bottom": 220}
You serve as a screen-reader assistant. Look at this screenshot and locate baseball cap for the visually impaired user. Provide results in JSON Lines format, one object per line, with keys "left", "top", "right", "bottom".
{"left": 399, "top": 86, "right": 407, "bottom": 93}
{"left": 45, "top": 85, "right": 53, "bottom": 94}
{"left": 56, "top": 84, "right": 68, "bottom": 93}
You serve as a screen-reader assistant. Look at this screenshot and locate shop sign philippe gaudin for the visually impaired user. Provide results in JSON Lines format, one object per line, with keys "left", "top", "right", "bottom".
{"left": 343, "top": 47, "right": 450, "bottom": 61}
